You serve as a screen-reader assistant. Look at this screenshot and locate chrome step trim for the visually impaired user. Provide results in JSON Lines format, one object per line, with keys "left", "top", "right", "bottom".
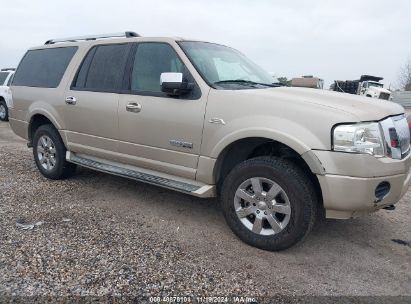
{"left": 67, "top": 152, "right": 203, "bottom": 194}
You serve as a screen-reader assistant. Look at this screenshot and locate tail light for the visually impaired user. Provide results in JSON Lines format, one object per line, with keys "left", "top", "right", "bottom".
{"left": 389, "top": 128, "right": 399, "bottom": 148}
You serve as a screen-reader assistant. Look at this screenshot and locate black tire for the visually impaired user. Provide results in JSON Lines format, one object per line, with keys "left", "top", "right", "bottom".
{"left": 0, "top": 99, "right": 8, "bottom": 122}
{"left": 32, "top": 124, "right": 76, "bottom": 179}
{"left": 220, "top": 156, "right": 318, "bottom": 251}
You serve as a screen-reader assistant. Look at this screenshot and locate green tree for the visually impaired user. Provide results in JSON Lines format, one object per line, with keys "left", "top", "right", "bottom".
{"left": 277, "top": 77, "right": 291, "bottom": 86}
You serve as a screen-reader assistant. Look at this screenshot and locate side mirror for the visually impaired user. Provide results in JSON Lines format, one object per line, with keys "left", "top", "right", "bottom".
{"left": 160, "top": 72, "right": 193, "bottom": 96}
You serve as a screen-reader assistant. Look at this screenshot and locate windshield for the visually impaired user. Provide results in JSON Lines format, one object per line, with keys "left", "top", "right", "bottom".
{"left": 179, "top": 41, "right": 275, "bottom": 89}
{"left": 367, "top": 82, "right": 383, "bottom": 88}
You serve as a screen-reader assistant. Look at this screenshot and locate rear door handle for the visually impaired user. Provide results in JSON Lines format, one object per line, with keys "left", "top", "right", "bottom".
{"left": 126, "top": 102, "right": 142, "bottom": 113}
{"left": 65, "top": 96, "right": 77, "bottom": 105}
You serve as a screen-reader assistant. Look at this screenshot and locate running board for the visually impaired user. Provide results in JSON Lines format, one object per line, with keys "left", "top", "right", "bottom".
{"left": 66, "top": 151, "right": 215, "bottom": 198}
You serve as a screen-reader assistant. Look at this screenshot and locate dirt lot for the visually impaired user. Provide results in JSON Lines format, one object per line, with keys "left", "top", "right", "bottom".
{"left": 0, "top": 121, "right": 410, "bottom": 300}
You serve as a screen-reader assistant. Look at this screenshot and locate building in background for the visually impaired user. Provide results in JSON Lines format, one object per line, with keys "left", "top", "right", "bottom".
{"left": 291, "top": 75, "right": 324, "bottom": 89}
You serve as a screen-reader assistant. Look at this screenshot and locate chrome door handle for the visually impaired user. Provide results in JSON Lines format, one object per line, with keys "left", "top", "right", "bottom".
{"left": 126, "top": 102, "right": 142, "bottom": 113}
{"left": 65, "top": 96, "right": 77, "bottom": 105}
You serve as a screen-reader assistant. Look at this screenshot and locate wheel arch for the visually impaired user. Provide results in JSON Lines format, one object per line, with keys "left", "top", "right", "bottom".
{"left": 213, "top": 136, "right": 323, "bottom": 209}
{"left": 28, "top": 111, "right": 62, "bottom": 146}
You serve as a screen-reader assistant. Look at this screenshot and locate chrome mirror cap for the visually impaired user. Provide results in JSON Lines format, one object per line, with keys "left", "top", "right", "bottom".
{"left": 160, "top": 72, "right": 183, "bottom": 85}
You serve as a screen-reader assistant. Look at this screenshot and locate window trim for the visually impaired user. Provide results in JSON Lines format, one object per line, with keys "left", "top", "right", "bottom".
{"left": 13, "top": 46, "right": 78, "bottom": 88}
{"left": 70, "top": 41, "right": 201, "bottom": 100}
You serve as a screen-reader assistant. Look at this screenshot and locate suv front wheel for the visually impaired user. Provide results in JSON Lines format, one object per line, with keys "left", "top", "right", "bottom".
{"left": 33, "top": 124, "right": 76, "bottom": 179}
{"left": 220, "top": 156, "right": 318, "bottom": 251}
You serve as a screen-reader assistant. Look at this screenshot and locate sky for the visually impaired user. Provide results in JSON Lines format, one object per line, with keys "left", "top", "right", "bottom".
{"left": 1, "top": 0, "right": 410, "bottom": 89}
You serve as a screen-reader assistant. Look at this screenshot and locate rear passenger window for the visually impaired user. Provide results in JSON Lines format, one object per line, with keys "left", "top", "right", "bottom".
{"left": 0, "top": 72, "right": 9, "bottom": 85}
{"left": 13, "top": 47, "right": 77, "bottom": 88}
{"left": 73, "top": 44, "right": 130, "bottom": 91}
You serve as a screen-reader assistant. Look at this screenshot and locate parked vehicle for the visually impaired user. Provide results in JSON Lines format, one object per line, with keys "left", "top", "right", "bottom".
{"left": 332, "top": 75, "right": 392, "bottom": 100}
{"left": 8, "top": 32, "right": 411, "bottom": 251}
{"left": 291, "top": 75, "right": 324, "bottom": 89}
{"left": 0, "top": 68, "right": 15, "bottom": 121}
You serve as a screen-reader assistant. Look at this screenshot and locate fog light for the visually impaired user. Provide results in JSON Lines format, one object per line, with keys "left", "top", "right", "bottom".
{"left": 375, "top": 182, "right": 390, "bottom": 201}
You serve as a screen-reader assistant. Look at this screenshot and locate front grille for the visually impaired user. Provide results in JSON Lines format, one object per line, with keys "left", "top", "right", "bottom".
{"left": 379, "top": 92, "right": 390, "bottom": 100}
{"left": 380, "top": 115, "right": 410, "bottom": 159}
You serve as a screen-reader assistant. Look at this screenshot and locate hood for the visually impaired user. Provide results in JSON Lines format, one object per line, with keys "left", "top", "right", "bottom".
{"left": 245, "top": 87, "right": 403, "bottom": 121}
{"left": 368, "top": 86, "right": 391, "bottom": 94}
{"left": 206, "top": 86, "right": 405, "bottom": 153}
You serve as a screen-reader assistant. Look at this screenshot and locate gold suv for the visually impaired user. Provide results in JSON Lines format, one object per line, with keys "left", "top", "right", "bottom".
{"left": 9, "top": 32, "right": 411, "bottom": 250}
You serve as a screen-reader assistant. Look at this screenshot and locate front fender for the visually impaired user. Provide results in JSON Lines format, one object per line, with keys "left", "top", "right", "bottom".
{"left": 203, "top": 115, "right": 327, "bottom": 159}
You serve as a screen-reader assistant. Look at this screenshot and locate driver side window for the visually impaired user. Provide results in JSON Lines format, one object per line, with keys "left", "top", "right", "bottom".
{"left": 131, "top": 43, "right": 184, "bottom": 93}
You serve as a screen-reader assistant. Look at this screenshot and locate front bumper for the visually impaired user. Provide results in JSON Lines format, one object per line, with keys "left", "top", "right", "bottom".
{"left": 313, "top": 150, "right": 411, "bottom": 219}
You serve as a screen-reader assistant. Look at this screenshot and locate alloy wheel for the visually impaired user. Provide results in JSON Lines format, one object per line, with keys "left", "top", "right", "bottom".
{"left": 234, "top": 177, "right": 291, "bottom": 236}
{"left": 0, "top": 104, "right": 6, "bottom": 120}
{"left": 37, "top": 135, "right": 57, "bottom": 171}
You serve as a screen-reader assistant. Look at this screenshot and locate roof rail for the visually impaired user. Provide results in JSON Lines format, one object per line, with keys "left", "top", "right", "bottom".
{"left": 1, "top": 68, "right": 16, "bottom": 71}
{"left": 44, "top": 31, "right": 140, "bottom": 45}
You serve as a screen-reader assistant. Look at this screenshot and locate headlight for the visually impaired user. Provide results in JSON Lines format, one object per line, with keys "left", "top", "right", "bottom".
{"left": 333, "top": 122, "right": 385, "bottom": 157}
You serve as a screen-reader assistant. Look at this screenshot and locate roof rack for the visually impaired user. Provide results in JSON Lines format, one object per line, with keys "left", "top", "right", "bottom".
{"left": 44, "top": 31, "right": 140, "bottom": 45}
{"left": 1, "top": 68, "right": 16, "bottom": 71}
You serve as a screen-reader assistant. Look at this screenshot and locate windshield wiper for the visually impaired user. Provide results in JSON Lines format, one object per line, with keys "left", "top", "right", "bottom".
{"left": 213, "top": 80, "right": 276, "bottom": 87}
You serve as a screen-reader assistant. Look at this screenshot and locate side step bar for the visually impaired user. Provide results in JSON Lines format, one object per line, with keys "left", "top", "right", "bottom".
{"left": 66, "top": 152, "right": 215, "bottom": 198}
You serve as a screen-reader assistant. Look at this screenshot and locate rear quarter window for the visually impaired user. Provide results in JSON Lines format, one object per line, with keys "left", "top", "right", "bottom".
{"left": 13, "top": 47, "right": 77, "bottom": 88}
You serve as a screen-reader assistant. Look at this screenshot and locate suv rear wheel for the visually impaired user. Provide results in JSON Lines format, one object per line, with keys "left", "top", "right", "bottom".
{"left": 33, "top": 124, "right": 76, "bottom": 179}
{"left": 220, "top": 156, "right": 318, "bottom": 251}
{"left": 0, "top": 100, "right": 8, "bottom": 121}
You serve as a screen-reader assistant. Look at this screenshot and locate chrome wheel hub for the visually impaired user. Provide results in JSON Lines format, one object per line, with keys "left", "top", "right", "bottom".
{"left": 37, "top": 135, "right": 57, "bottom": 171}
{"left": 234, "top": 177, "right": 291, "bottom": 236}
{"left": 0, "top": 105, "right": 6, "bottom": 119}
{"left": 257, "top": 201, "right": 267, "bottom": 210}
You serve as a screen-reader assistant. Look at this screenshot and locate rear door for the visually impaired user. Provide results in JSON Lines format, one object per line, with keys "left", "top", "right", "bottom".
{"left": 63, "top": 43, "right": 132, "bottom": 159}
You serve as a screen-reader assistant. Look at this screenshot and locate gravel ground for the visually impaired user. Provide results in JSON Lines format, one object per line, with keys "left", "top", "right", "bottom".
{"left": 0, "top": 121, "right": 410, "bottom": 301}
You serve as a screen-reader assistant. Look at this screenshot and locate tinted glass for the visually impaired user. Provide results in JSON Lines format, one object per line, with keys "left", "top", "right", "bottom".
{"left": 79, "top": 44, "right": 130, "bottom": 90}
{"left": 0, "top": 72, "right": 9, "bottom": 85}
{"left": 73, "top": 47, "right": 96, "bottom": 88}
{"left": 13, "top": 47, "right": 77, "bottom": 88}
{"left": 131, "top": 43, "right": 183, "bottom": 92}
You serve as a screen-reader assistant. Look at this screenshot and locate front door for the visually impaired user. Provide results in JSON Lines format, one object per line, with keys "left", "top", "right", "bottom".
{"left": 117, "top": 42, "right": 208, "bottom": 179}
